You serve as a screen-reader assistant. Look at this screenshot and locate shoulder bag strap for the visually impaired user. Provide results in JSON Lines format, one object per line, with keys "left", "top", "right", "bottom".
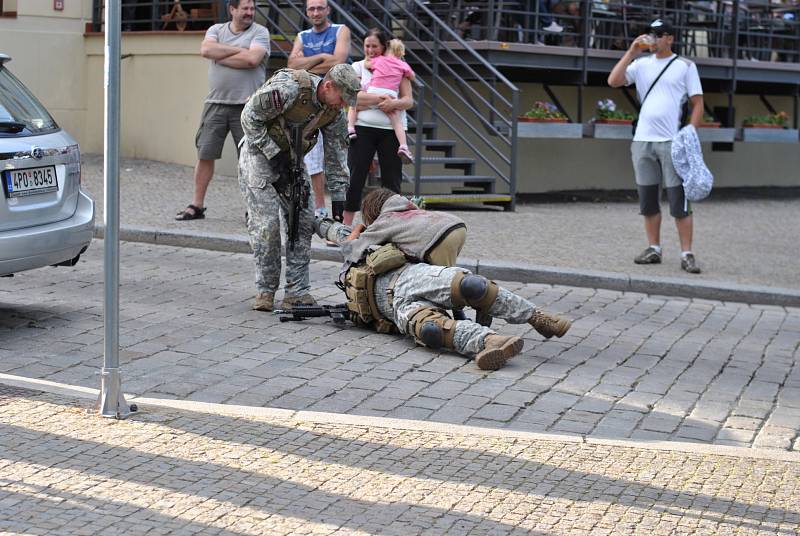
{"left": 638, "top": 55, "right": 680, "bottom": 110}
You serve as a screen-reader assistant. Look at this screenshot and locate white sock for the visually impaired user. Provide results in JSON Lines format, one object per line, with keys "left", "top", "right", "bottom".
{"left": 681, "top": 251, "right": 693, "bottom": 259}
{"left": 650, "top": 245, "right": 662, "bottom": 254}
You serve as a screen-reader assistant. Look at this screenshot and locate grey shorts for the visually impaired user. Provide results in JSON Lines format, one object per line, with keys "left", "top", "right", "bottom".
{"left": 195, "top": 103, "right": 245, "bottom": 161}
{"left": 631, "top": 141, "right": 690, "bottom": 218}
{"left": 304, "top": 132, "right": 324, "bottom": 175}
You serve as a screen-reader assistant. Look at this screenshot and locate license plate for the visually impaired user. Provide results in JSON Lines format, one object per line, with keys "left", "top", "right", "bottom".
{"left": 4, "top": 166, "right": 58, "bottom": 198}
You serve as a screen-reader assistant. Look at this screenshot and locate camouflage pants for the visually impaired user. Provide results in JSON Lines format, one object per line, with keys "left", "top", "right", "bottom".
{"left": 238, "top": 143, "right": 314, "bottom": 297}
{"left": 388, "top": 264, "right": 536, "bottom": 357}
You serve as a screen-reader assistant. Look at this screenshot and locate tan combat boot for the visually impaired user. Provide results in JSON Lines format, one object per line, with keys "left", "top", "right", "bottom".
{"left": 253, "top": 292, "right": 275, "bottom": 312}
{"left": 280, "top": 294, "right": 318, "bottom": 309}
{"left": 474, "top": 335, "right": 524, "bottom": 371}
{"left": 529, "top": 310, "right": 572, "bottom": 339}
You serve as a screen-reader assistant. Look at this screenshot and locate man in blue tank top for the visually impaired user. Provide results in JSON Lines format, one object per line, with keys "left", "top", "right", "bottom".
{"left": 288, "top": 0, "right": 351, "bottom": 233}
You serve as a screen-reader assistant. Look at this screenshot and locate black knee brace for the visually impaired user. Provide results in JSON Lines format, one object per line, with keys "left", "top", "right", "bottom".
{"left": 419, "top": 321, "right": 444, "bottom": 349}
{"left": 450, "top": 272, "right": 498, "bottom": 327}
{"left": 410, "top": 307, "right": 457, "bottom": 349}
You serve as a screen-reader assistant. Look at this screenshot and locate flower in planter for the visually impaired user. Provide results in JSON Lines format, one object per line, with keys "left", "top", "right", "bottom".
{"left": 699, "top": 113, "right": 721, "bottom": 127}
{"left": 595, "top": 98, "right": 636, "bottom": 122}
{"left": 523, "top": 101, "right": 567, "bottom": 120}
{"left": 742, "top": 111, "right": 789, "bottom": 128}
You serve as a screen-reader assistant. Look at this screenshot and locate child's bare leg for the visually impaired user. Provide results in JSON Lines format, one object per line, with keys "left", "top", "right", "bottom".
{"left": 389, "top": 110, "right": 413, "bottom": 164}
{"left": 389, "top": 111, "right": 407, "bottom": 146}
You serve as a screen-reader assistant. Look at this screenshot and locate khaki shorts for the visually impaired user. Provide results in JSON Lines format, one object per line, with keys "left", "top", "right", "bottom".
{"left": 425, "top": 226, "right": 467, "bottom": 267}
{"left": 195, "top": 103, "right": 245, "bottom": 161}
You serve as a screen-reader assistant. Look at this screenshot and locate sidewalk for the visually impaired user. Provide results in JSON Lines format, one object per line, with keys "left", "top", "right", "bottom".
{"left": 1, "top": 380, "right": 798, "bottom": 535}
{"left": 81, "top": 154, "right": 800, "bottom": 305}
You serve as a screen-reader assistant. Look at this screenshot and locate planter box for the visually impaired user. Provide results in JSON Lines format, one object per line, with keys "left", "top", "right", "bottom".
{"left": 517, "top": 117, "right": 569, "bottom": 123}
{"left": 595, "top": 119, "right": 634, "bottom": 125}
{"left": 516, "top": 121, "right": 583, "bottom": 138}
{"left": 585, "top": 123, "right": 633, "bottom": 140}
{"left": 697, "top": 127, "right": 736, "bottom": 142}
{"left": 741, "top": 127, "right": 799, "bottom": 143}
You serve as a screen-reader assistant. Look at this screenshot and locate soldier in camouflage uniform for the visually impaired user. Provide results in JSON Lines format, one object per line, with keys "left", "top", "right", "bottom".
{"left": 238, "top": 63, "right": 361, "bottom": 311}
{"left": 315, "top": 218, "right": 573, "bottom": 370}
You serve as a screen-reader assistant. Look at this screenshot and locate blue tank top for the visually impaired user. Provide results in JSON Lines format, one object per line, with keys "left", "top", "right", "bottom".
{"left": 299, "top": 24, "right": 342, "bottom": 66}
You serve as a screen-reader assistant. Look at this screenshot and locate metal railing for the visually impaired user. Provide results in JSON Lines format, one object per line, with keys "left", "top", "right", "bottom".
{"left": 329, "top": 0, "right": 521, "bottom": 203}
{"left": 93, "top": 0, "right": 800, "bottom": 65}
{"left": 448, "top": 0, "right": 800, "bottom": 64}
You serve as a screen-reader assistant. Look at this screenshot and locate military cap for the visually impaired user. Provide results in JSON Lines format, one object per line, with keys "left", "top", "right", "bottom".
{"left": 328, "top": 63, "right": 361, "bottom": 107}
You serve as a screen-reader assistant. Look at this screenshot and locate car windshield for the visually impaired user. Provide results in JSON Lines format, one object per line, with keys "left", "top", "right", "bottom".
{"left": 0, "top": 65, "right": 59, "bottom": 136}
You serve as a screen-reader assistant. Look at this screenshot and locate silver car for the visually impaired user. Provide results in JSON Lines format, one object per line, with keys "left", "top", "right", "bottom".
{"left": 0, "top": 53, "right": 94, "bottom": 277}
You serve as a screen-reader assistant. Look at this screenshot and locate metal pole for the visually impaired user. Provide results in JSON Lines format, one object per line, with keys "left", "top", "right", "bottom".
{"left": 97, "top": 0, "right": 132, "bottom": 419}
{"left": 413, "top": 82, "right": 425, "bottom": 197}
{"left": 509, "top": 89, "right": 518, "bottom": 212}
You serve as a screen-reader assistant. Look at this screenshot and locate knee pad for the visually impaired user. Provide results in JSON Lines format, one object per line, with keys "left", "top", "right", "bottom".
{"left": 450, "top": 272, "right": 499, "bottom": 311}
{"left": 410, "top": 307, "right": 456, "bottom": 349}
{"left": 637, "top": 184, "right": 661, "bottom": 216}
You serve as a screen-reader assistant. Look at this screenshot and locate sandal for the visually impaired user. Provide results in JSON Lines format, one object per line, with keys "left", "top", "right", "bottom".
{"left": 175, "top": 204, "right": 206, "bottom": 221}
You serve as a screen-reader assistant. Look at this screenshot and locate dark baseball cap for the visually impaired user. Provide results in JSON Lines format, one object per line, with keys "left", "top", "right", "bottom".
{"left": 649, "top": 19, "right": 675, "bottom": 36}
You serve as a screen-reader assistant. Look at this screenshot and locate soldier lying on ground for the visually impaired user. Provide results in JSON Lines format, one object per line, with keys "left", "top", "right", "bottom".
{"left": 344, "top": 187, "right": 467, "bottom": 267}
{"left": 311, "top": 215, "right": 573, "bottom": 370}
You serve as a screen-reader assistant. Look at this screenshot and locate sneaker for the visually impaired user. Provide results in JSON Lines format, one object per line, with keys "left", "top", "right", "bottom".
{"left": 543, "top": 21, "right": 564, "bottom": 33}
{"left": 397, "top": 145, "right": 414, "bottom": 165}
{"left": 681, "top": 253, "right": 702, "bottom": 274}
{"left": 252, "top": 292, "right": 275, "bottom": 312}
{"left": 528, "top": 310, "right": 572, "bottom": 339}
{"left": 634, "top": 246, "right": 662, "bottom": 265}
{"left": 280, "top": 294, "right": 318, "bottom": 309}
{"left": 474, "top": 335, "right": 524, "bottom": 371}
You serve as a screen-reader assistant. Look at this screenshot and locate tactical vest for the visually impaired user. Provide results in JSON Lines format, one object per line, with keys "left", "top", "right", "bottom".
{"left": 343, "top": 244, "right": 407, "bottom": 334}
{"left": 266, "top": 69, "right": 342, "bottom": 156}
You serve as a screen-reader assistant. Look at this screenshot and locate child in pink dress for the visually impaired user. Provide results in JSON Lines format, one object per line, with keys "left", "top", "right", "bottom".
{"left": 347, "top": 38, "right": 416, "bottom": 164}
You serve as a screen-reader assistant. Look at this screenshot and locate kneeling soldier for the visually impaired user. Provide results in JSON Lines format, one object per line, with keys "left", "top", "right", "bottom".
{"left": 314, "top": 218, "right": 572, "bottom": 370}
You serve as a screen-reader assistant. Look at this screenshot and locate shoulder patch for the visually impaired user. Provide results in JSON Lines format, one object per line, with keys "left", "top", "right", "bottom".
{"left": 271, "top": 89, "right": 283, "bottom": 110}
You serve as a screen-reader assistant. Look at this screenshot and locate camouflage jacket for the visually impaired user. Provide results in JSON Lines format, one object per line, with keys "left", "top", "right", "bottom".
{"left": 241, "top": 69, "right": 349, "bottom": 200}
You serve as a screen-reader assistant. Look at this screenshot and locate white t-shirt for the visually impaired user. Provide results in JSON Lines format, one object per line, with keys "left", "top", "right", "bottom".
{"left": 626, "top": 54, "right": 703, "bottom": 142}
{"left": 352, "top": 59, "right": 408, "bottom": 130}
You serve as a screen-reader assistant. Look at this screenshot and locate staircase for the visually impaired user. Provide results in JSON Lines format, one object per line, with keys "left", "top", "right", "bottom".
{"left": 254, "top": 0, "right": 520, "bottom": 210}
{"left": 405, "top": 114, "right": 511, "bottom": 209}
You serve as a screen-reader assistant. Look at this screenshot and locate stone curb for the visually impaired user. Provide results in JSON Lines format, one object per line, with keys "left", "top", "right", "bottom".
{"left": 94, "top": 225, "right": 800, "bottom": 308}
{"left": 2, "top": 372, "right": 797, "bottom": 463}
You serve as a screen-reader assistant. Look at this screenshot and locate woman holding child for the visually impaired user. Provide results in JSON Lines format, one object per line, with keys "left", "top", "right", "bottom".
{"left": 343, "top": 28, "right": 415, "bottom": 227}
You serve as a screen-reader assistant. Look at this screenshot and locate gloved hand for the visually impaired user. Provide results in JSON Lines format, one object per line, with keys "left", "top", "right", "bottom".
{"left": 314, "top": 207, "right": 328, "bottom": 219}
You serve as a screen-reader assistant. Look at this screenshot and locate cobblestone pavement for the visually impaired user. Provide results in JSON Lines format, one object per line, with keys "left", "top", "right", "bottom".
{"left": 2, "top": 241, "right": 799, "bottom": 451}
{"left": 82, "top": 154, "right": 800, "bottom": 290}
{"left": 1, "top": 384, "right": 798, "bottom": 535}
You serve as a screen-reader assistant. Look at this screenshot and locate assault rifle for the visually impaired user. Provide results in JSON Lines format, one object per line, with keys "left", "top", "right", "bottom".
{"left": 287, "top": 125, "right": 309, "bottom": 251}
{"left": 274, "top": 304, "right": 350, "bottom": 324}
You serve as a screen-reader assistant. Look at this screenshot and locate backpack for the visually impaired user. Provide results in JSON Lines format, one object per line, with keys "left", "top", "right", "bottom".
{"left": 671, "top": 125, "right": 713, "bottom": 201}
